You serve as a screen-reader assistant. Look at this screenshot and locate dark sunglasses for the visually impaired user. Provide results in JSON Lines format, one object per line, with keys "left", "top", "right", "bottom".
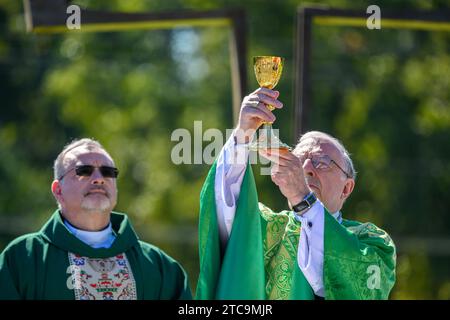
{"left": 58, "top": 165, "right": 119, "bottom": 180}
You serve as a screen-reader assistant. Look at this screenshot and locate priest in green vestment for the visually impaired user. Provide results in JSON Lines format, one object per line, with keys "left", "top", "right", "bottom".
{"left": 196, "top": 87, "right": 396, "bottom": 300}
{"left": 0, "top": 138, "right": 192, "bottom": 300}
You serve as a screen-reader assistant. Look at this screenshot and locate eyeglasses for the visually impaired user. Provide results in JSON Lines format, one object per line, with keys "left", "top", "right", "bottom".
{"left": 304, "top": 155, "right": 352, "bottom": 179}
{"left": 58, "top": 165, "right": 119, "bottom": 181}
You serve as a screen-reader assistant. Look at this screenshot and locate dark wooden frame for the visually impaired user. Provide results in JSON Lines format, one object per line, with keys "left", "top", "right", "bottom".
{"left": 23, "top": 0, "right": 247, "bottom": 122}
{"left": 294, "top": 6, "right": 450, "bottom": 139}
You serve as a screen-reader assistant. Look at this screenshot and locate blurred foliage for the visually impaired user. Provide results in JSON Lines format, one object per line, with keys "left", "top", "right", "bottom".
{"left": 0, "top": 0, "right": 449, "bottom": 299}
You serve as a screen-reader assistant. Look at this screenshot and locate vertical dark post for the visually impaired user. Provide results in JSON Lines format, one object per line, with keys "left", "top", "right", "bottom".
{"left": 229, "top": 9, "right": 247, "bottom": 124}
{"left": 294, "top": 7, "right": 312, "bottom": 141}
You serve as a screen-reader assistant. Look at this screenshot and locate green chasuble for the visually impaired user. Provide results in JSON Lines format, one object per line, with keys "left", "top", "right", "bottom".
{"left": 0, "top": 210, "right": 192, "bottom": 300}
{"left": 196, "top": 162, "right": 396, "bottom": 300}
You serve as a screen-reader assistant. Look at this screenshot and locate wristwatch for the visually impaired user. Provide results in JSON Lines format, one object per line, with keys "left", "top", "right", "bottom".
{"left": 292, "top": 192, "right": 317, "bottom": 213}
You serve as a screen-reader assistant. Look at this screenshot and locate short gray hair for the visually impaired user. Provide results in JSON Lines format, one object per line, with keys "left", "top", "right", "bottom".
{"left": 53, "top": 138, "right": 110, "bottom": 180}
{"left": 293, "top": 131, "right": 357, "bottom": 179}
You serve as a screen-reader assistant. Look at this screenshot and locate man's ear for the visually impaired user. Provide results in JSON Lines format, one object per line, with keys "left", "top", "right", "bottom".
{"left": 51, "top": 180, "right": 63, "bottom": 202}
{"left": 341, "top": 178, "right": 355, "bottom": 201}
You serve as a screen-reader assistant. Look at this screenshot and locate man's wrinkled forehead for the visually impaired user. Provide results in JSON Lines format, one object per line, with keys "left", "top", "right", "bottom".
{"left": 63, "top": 146, "right": 114, "bottom": 168}
{"left": 297, "top": 138, "right": 341, "bottom": 158}
{"left": 296, "top": 137, "right": 322, "bottom": 155}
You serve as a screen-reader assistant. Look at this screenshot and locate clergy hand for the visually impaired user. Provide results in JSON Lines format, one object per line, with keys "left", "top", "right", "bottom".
{"left": 235, "top": 88, "right": 283, "bottom": 144}
{"left": 259, "top": 149, "right": 310, "bottom": 206}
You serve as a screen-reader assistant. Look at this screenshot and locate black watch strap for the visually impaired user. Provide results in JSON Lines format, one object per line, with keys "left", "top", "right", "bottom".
{"left": 292, "top": 192, "right": 317, "bottom": 213}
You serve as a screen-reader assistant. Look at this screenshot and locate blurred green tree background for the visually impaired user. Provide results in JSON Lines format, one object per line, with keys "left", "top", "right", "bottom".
{"left": 0, "top": 0, "right": 448, "bottom": 299}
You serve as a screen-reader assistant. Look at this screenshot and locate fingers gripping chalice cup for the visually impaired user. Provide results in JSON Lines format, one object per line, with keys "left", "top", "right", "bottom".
{"left": 249, "top": 56, "right": 292, "bottom": 153}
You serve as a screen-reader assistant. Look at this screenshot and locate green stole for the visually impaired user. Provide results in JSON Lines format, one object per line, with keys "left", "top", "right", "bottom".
{"left": 196, "top": 162, "right": 396, "bottom": 299}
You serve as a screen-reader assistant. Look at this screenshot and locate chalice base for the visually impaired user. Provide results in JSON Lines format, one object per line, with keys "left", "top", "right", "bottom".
{"left": 248, "top": 126, "right": 292, "bottom": 153}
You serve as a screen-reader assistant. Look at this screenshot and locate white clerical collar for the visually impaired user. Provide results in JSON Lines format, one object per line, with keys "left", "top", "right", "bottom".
{"left": 64, "top": 219, "right": 116, "bottom": 249}
{"left": 332, "top": 211, "right": 343, "bottom": 224}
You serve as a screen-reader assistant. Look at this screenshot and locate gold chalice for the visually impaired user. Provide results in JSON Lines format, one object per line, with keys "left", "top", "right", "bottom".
{"left": 249, "top": 56, "right": 292, "bottom": 153}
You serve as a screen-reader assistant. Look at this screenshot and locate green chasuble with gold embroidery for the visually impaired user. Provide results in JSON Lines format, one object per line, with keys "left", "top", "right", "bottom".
{"left": 0, "top": 210, "right": 192, "bottom": 300}
{"left": 196, "top": 162, "right": 396, "bottom": 300}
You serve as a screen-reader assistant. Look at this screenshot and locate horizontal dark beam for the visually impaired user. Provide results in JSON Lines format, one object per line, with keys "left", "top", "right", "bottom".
{"left": 300, "top": 6, "right": 450, "bottom": 22}
{"left": 24, "top": 0, "right": 245, "bottom": 31}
